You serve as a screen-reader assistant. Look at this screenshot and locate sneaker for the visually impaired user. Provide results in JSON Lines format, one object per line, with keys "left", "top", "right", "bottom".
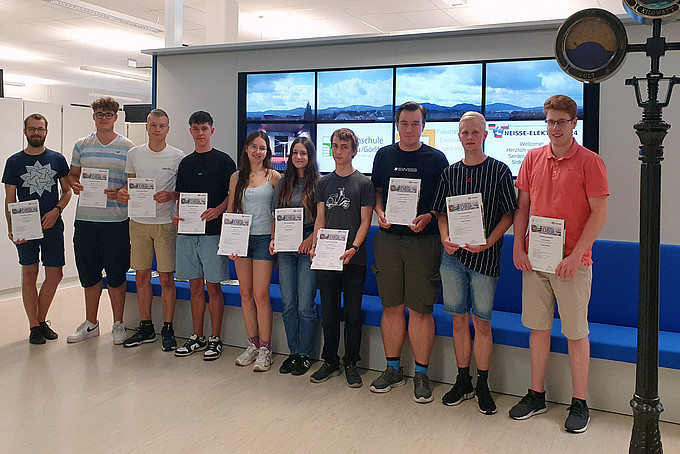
{"left": 29, "top": 326, "right": 46, "bottom": 345}
{"left": 123, "top": 323, "right": 156, "bottom": 348}
{"left": 564, "top": 398, "right": 590, "bottom": 433}
{"left": 203, "top": 336, "right": 223, "bottom": 361}
{"left": 292, "top": 355, "right": 312, "bottom": 376}
{"left": 475, "top": 383, "right": 498, "bottom": 415}
{"left": 161, "top": 325, "right": 177, "bottom": 351}
{"left": 370, "top": 366, "right": 405, "bottom": 393}
{"left": 344, "top": 362, "right": 363, "bottom": 388}
{"left": 413, "top": 372, "right": 433, "bottom": 403}
{"left": 253, "top": 346, "right": 273, "bottom": 371}
{"left": 67, "top": 320, "right": 100, "bottom": 343}
{"left": 235, "top": 341, "right": 260, "bottom": 366}
{"left": 509, "top": 389, "right": 547, "bottom": 420}
{"left": 112, "top": 321, "right": 126, "bottom": 345}
{"left": 174, "top": 333, "right": 207, "bottom": 357}
{"left": 279, "top": 354, "right": 299, "bottom": 374}
{"left": 310, "top": 362, "right": 341, "bottom": 383}
{"left": 39, "top": 321, "right": 58, "bottom": 340}
{"left": 442, "top": 375, "right": 474, "bottom": 406}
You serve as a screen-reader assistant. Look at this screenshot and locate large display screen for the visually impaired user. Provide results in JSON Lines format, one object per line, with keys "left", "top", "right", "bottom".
{"left": 246, "top": 123, "right": 313, "bottom": 172}
{"left": 316, "top": 123, "right": 393, "bottom": 173}
{"left": 246, "top": 72, "right": 315, "bottom": 121}
{"left": 317, "top": 68, "right": 393, "bottom": 121}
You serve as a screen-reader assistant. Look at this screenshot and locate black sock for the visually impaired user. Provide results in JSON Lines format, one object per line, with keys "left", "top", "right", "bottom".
{"left": 163, "top": 322, "right": 173, "bottom": 329}
{"left": 573, "top": 397, "right": 587, "bottom": 406}
{"left": 477, "top": 369, "right": 489, "bottom": 387}
{"left": 457, "top": 366, "right": 470, "bottom": 380}
{"left": 141, "top": 320, "right": 153, "bottom": 326}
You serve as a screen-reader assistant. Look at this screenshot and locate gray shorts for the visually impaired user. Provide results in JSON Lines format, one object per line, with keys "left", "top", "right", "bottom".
{"left": 175, "top": 234, "right": 228, "bottom": 283}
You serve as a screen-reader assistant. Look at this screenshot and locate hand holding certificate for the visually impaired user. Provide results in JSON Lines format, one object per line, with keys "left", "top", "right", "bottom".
{"left": 79, "top": 168, "right": 109, "bottom": 208}
{"left": 128, "top": 178, "right": 156, "bottom": 218}
{"left": 311, "top": 229, "right": 349, "bottom": 271}
{"left": 178, "top": 192, "right": 207, "bottom": 234}
{"left": 528, "top": 216, "right": 566, "bottom": 274}
{"left": 385, "top": 178, "right": 421, "bottom": 226}
{"left": 446, "top": 193, "right": 486, "bottom": 246}
{"left": 274, "top": 208, "right": 303, "bottom": 252}
{"left": 218, "top": 213, "right": 252, "bottom": 257}
{"left": 9, "top": 200, "right": 43, "bottom": 242}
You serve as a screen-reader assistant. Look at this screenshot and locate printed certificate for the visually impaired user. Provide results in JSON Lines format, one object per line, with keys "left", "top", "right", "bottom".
{"left": 311, "top": 228, "right": 349, "bottom": 271}
{"left": 528, "top": 215, "right": 566, "bottom": 274}
{"left": 9, "top": 200, "right": 43, "bottom": 241}
{"left": 274, "top": 208, "right": 303, "bottom": 252}
{"left": 218, "top": 213, "right": 252, "bottom": 257}
{"left": 128, "top": 177, "right": 156, "bottom": 218}
{"left": 385, "top": 178, "right": 420, "bottom": 226}
{"left": 446, "top": 193, "right": 486, "bottom": 246}
{"left": 178, "top": 192, "right": 207, "bottom": 234}
{"left": 79, "top": 167, "right": 108, "bottom": 208}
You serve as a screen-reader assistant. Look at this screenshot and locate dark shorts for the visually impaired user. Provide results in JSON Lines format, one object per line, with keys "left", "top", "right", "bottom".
{"left": 16, "top": 218, "right": 65, "bottom": 267}
{"left": 247, "top": 234, "right": 274, "bottom": 261}
{"left": 74, "top": 220, "right": 130, "bottom": 288}
{"left": 371, "top": 231, "right": 442, "bottom": 314}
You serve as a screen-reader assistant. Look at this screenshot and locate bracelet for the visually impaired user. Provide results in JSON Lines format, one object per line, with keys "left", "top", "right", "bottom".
{"left": 350, "top": 245, "right": 359, "bottom": 252}
{"left": 56, "top": 206, "right": 63, "bottom": 214}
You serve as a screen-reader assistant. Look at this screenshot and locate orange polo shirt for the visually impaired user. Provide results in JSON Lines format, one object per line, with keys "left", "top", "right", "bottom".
{"left": 515, "top": 140, "right": 609, "bottom": 265}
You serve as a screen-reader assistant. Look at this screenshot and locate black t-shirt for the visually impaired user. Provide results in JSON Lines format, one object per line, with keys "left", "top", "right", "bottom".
{"left": 314, "top": 170, "right": 376, "bottom": 266}
{"left": 432, "top": 157, "right": 518, "bottom": 277}
{"left": 175, "top": 148, "right": 236, "bottom": 235}
{"left": 371, "top": 143, "right": 449, "bottom": 236}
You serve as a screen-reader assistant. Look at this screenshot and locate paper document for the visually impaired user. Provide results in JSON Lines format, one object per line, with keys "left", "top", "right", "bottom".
{"left": 178, "top": 192, "right": 207, "bottom": 234}
{"left": 9, "top": 200, "right": 43, "bottom": 241}
{"left": 217, "top": 213, "right": 252, "bottom": 257}
{"left": 79, "top": 168, "right": 108, "bottom": 208}
{"left": 274, "top": 208, "right": 303, "bottom": 252}
{"left": 311, "top": 229, "right": 349, "bottom": 271}
{"left": 128, "top": 177, "right": 157, "bottom": 218}
{"left": 446, "top": 193, "right": 486, "bottom": 246}
{"left": 528, "top": 215, "right": 566, "bottom": 274}
{"left": 385, "top": 178, "right": 420, "bottom": 226}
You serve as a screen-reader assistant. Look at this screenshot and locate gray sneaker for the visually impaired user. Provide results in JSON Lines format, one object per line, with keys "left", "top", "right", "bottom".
{"left": 413, "top": 372, "right": 433, "bottom": 403}
{"left": 370, "top": 366, "right": 405, "bottom": 393}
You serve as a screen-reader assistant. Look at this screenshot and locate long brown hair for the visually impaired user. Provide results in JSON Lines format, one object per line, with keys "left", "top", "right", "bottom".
{"left": 233, "top": 130, "right": 273, "bottom": 214}
{"left": 277, "top": 137, "right": 319, "bottom": 219}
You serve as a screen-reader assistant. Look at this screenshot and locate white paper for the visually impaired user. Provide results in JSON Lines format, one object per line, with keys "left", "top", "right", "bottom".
{"left": 385, "top": 178, "right": 421, "bottom": 226}
{"left": 274, "top": 208, "right": 303, "bottom": 252}
{"left": 311, "top": 228, "right": 349, "bottom": 271}
{"left": 446, "top": 193, "right": 486, "bottom": 246}
{"left": 128, "top": 177, "right": 157, "bottom": 218}
{"left": 178, "top": 192, "right": 207, "bottom": 234}
{"left": 217, "top": 213, "right": 252, "bottom": 257}
{"left": 79, "top": 167, "right": 108, "bottom": 208}
{"left": 528, "top": 215, "right": 566, "bottom": 274}
{"left": 9, "top": 200, "right": 43, "bottom": 241}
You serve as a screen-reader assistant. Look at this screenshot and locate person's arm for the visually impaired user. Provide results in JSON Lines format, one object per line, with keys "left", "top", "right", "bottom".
{"left": 374, "top": 188, "right": 391, "bottom": 229}
{"left": 463, "top": 211, "right": 513, "bottom": 253}
{"left": 339, "top": 205, "right": 372, "bottom": 265}
{"left": 309, "top": 201, "right": 325, "bottom": 258}
{"left": 41, "top": 176, "right": 72, "bottom": 230}
{"left": 555, "top": 195, "right": 608, "bottom": 278}
{"left": 513, "top": 190, "right": 532, "bottom": 272}
{"left": 226, "top": 172, "right": 238, "bottom": 214}
{"left": 4, "top": 184, "right": 24, "bottom": 244}
{"left": 203, "top": 193, "right": 229, "bottom": 222}
{"left": 67, "top": 165, "right": 83, "bottom": 195}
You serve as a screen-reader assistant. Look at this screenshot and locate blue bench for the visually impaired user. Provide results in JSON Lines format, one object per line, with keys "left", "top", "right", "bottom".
{"left": 123, "top": 225, "right": 680, "bottom": 369}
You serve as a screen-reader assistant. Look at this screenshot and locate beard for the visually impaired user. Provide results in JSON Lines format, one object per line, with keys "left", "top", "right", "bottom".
{"left": 27, "top": 136, "right": 46, "bottom": 148}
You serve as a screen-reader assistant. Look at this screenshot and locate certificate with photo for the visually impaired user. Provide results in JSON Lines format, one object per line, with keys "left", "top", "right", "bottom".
{"left": 128, "top": 177, "right": 156, "bottom": 218}
{"left": 178, "top": 192, "right": 207, "bottom": 234}
{"left": 385, "top": 178, "right": 420, "bottom": 226}
{"left": 9, "top": 200, "right": 43, "bottom": 241}
{"left": 528, "top": 215, "right": 566, "bottom": 274}
{"left": 446, "top": 193, "right": 486, "bottom": 246}
{"left": 79, "top": 167, "right": 109, "bottom": 208}
{"left": 311, "top": 228, "right": 349, "bottom": 271}
{"left": 274, "top": 207, "right": 303, "bottom": 252}
{"left": 218, "top": 213, "right": 252, "bottom": 257}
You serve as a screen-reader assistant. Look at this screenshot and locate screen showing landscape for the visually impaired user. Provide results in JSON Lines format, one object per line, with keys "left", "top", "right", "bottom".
{"left": 246, "top": 72, "right": 315, "bottom": 121}
{"left": 317, "top": 68, "right": 394, "bottom": 121}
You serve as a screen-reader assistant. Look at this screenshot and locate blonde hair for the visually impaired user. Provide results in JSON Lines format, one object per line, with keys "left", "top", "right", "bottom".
{"left": 459, "top": 111, "right": 486, "bottom": 129}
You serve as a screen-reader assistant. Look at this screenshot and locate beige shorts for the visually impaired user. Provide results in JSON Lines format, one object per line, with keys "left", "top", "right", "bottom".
{"left": 129, "top": 220, "right": 177, "bottom": 273}
{"left": 521, "top": 265, "right": 592, "bottom": 340}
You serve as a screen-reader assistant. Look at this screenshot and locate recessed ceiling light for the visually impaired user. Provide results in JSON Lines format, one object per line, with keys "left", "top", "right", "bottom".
{"left": 442, "top": 0, "right": 466, "bottom": 6}
{"left": 80, "top": 66, "right": 150, "bottom": 82}
{"left": 44, "top": 0, "right": 163, "bottom": 33}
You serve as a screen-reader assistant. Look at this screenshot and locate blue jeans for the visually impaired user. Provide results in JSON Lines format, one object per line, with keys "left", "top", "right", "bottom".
{"left": 440, "top": 252, "right": 498, "bottom": 321}
{"left": 278, "top": 252, "right": 318, "bottom": 356}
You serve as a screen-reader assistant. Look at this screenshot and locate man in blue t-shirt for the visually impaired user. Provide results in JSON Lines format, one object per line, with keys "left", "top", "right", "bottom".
{"left": 2, "top": 113, "right": 72, "bottom": 344}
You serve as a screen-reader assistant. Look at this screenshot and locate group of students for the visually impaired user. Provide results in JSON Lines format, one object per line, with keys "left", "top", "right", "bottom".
{"left": 4, "top": 94, "right": 608, "bottom": 435}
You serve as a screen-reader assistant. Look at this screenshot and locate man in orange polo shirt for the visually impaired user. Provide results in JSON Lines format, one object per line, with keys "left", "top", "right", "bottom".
{"left": 509, "top": 95, "right": 609, "bottom": 433}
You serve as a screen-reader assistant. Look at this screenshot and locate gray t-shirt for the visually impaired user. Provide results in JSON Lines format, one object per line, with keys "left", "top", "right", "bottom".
{"left": 314, "top": 170, "right": 376, "bottom": 266}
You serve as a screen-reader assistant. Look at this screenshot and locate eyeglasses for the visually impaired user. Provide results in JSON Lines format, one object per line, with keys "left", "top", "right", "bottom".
{"left": 26, "top": 127, "right": 47, "bottom": 133}
{"left": 95, "top": 112, "right": 115, "bottom": 120}
{"left": 247, "top": 144, "right": 267, "bottom": 152}
{"left": 545, "top": 119, "right": 574, "bottom": 128}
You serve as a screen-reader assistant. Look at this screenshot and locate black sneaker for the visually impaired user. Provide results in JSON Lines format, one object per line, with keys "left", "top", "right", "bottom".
{"left": 279, "top": 354, "right": 299, "bottom": 374}
{"left": 39, "top": 321, "right": 58, "bottom": 340}
{"left": 161, "top": 325, "right": 177, "bottom": 351}
{"left": 174, "top": 334, "right": 207, "bottom": 357}
{"left": 475, "top": 383, "right": 498, "bottom": 415}
{"left": 344, "top": 362, "right": 363, "bottom": 388}
{"left": 369, "top": 366, "right": 405, "bottom": 393}
{"left": 413, "top": 372, "right": 433, "bottom": 403}
{"left": 203, "top": 336, "right": 222, "bottom": 361}
{"left": 310, "top": 362, "right": 341, "bottom": 383}
{"left": 29, "top": 326, "right": 46, "bottom": 345}
{"left": 565, "top": 398, "right": 590, "bottom": 433}
{"left": 123, "top": 323, "right": 156, "bottom": 348}
{"left": 509, "top": 389, "right": 547, "bottom": 420}
{"left": 442, "top": 374, "right": 474, "bottom": 406}
{"left": 292, "top": 355, "right": 312, "bottom": 376}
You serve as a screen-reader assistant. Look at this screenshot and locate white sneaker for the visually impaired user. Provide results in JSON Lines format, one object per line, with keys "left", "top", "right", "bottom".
{"left": 112, "top": 321, "right": 127, "bottom": 345}
{"left": 235, "top": 341, "right": 259, "bottom": 366}
{"left": 253, "top": 346, "right": 272, "bottom": 372}
{"left": 66, "top": 320, "right": 100, "bottom": 343}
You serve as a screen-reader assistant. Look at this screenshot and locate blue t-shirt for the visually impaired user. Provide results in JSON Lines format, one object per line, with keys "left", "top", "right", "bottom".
{"left": 2, "top": 148, "right": 69, "bottom": 217}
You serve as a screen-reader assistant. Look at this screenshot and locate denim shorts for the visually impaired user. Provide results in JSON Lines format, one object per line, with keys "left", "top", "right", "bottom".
{"left": 247, "top": 234, "right": 274, "bottom": 261}
{"left": 440, "top": 251, "right": 498, "bottom": 321}
{"left": 175, "top": 234, "right": 228, "bottom": 283}
{"left": 16, "top": 217, "right": 65, "bottom": 267}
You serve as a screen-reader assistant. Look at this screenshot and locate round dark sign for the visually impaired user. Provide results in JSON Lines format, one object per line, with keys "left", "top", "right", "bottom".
{"left": 555, "top": 8, "right": 628, "bottom": 83}
{"left": 623, "top": 0, "right": 680, "bottom": 23}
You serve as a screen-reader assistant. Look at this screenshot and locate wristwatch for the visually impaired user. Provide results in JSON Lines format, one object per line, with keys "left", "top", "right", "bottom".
{"left": 350, "top": 245, "right": 359, "bottom": 252}
{"left": 56, "top": 205, "right": 63, "bottom": 214}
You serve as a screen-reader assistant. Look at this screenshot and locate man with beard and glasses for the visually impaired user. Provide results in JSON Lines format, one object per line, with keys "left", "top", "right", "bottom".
{"left": 2, "top": 113, "right": 72, "bottom": 344}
